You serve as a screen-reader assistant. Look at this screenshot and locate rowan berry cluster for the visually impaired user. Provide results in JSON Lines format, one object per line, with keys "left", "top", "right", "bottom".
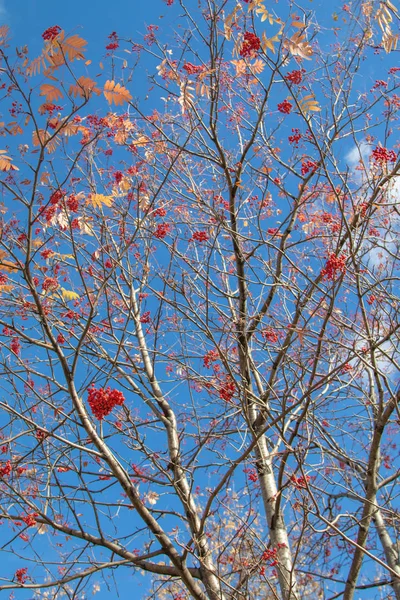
{"left": 262, "top": 328, "right": 279, "bottom": 343}
{"left": 218, "top": 376, "right": 235, "bottom": 402}
{"left": 321, "top": 252, "right": 347, "bottom": 281}
{"left": 183, "top": 63, "right": 203, "bottom": 74}
{"left": 42, "top": 26, "right": 61, "bottom": 41}
{"left": 240, "top": 32, "right": 261, "bottom": 58}
{"left": 87, "top": 385, "right": 125, "bottom": 420}
{"left": 42, "top": 277, "right": 59, "bottom": 292}
{"left": 191, "top": 231, "right": 209, "bottom": 242}
{"left": 277, "top": 99, "right": 292, "bottom": 114}
{"left": 285, "top": 69, "right": 305, "bottom": 84}
{"left": 371, "top": 145, "right": 397, "bottom": 166}
{"left": 203, "top": 349, "right": 219, "bottom": 368}
{"left": 154, "top": 223, "right": 171, "bottom": 239}
{"left": 0, "top": 460, "right": 12, "bottom": 477}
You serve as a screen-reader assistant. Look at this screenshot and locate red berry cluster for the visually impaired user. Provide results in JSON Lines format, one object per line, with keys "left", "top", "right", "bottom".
{"left": 42, "top": 26, "right": 61, "bottom": 41}
{"left": 203, "top": 349, "right": 219, "bottom": 368}
{"left": 87, "top": 385, "right": 125, "bottom": 420}
{"left": 42, "top": 277, "right": 59, "bottom": 292}
{"left": 218, "top": 376, "right": 235, "bottom": 402}
{"left": 243, "top": 467, "right": 258, "bottom": 482}
{"left": 277, "top": 99, "right": 292, "bottom": 114}
{"left": 240, "top": 32, "right": 261, "bottom": 58}
{"left": 191, "top": 231, "right": 209, "bottom": 242}
{"left": 288, "top": 128, "right": 302, "bottom": 147}
{"left": 301, "top": 159, "right": 318, "bottom": 176}
{"left": 154, "top": 223, "right": 171, "bottom": 239}
{"left": 66, "top": 194, "right": 79, "bottom": 212}
{"left": 371, "top": 145, "right": 397, "bottom": 166}
{"left": 261, "top": 547, "right": 278, "bottom": 566}
{"left": 321, "top": 252, "right": 347, "bottom": 281}
{"left": 183, "top": 63, "right": 204, "bottom": 75}
{"left": 10, "top": 338, "right": 21, "bottom": 355}
{"left": 50, "top": 189, "right": 63, "bottom": 205}
{"left": 261, "top": 328, "right": 279, "bottom": 343}
{"left": 140, "top": 311, "right": 151, "bottom": 324}
{"left": 291, "top": 474, "right": 310, "bottom": 489}
{"left": 0, "top": 460, "right": 12, "bottom": 477}
{"left": 106, "top": 31, "right": 119, "bottom": 51}
{"left": 15, "top": 568, "right": 28, "bottom": 584}
{"left": 285, "top": 69, "right": 305, "bottom": 85}
{"left": 21, "top": 513, "right": 38, "bottom": 527}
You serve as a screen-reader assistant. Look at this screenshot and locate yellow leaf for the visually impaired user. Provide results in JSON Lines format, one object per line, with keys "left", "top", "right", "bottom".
{"left": 40, "top": 83, "right": 63, "bottom": 102}
{"left": 119, "top": 177, "right": 131, "bottom": 192}
{"left": 103, "top": 80, "right": 132, "bottom": 106}
{"left": 0, "top": 284, "right": 13, "bottom": 295}
{"left": 85, "top": 59, "right": 92, "bottom": 65}
{"left": 0, "top": 250, "right": 18, "bottom": 272}
{"left": 61, "top": 288, "right": 80, "bottom": 301}
{"left": 131, "top": 135, "right": 150, "bottom": 147}
{"left": 89, "top": 194, "right": 114, "bottom": 208}
{"left": 0, "top": 151, "right": 19, "bottom": 172}
{"left": 299, "top": 95, "right": 321, "bottom": 113}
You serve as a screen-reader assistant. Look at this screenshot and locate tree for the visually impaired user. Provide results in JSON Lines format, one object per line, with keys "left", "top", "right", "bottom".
{"left": 0, "top": 1, "right": 399, "bottom": 598}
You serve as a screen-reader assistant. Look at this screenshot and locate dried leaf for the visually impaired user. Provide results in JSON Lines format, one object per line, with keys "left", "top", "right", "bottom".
{"left": 231, "top": 60, "right": 247, "bottom": 77}
{"left": 250, "top": 58, "right": 265, "bottom": 74}
{"left": 255, "top": 6, "right": 275, "bottom": 24}
{"left": 382, "top": 29, "right": 399, "bottom": 52}
{"left": 103, "top": 80, "right": 132, "bottom": 106}
{"left": 284, "top": 32, "right": 313, "bottom": 60}
{"left": 0, "top": 151, "right": 19, "bottom": 172}
{"left": 178, "top": 81, "right": 195, "bottom": 113}
{"left": 261, "top": 31, "right": 281, "bottom": 54}
{"left": 224, "top": 6, "right": 239, "bottom": 40}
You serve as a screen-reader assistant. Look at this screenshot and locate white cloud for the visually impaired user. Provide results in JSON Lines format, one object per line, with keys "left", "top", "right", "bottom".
{"left": 345, "top": 140, "right": 371, "bottom": 169}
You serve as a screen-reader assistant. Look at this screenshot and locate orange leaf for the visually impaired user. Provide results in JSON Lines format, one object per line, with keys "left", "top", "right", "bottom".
{"left": 39, "top": 83, "right": 63, "bottom": 102}
{"left": 59, "top": 35, "right": 87, "bottom": 62}
{"left": 103, "top": 80, "right": 132, "bottom": 106}
{"left": 69, "top": 76, "right": 101, "bottom": 99}
{"left": 32, "top": 129, "right": 60, "bottom": 154}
